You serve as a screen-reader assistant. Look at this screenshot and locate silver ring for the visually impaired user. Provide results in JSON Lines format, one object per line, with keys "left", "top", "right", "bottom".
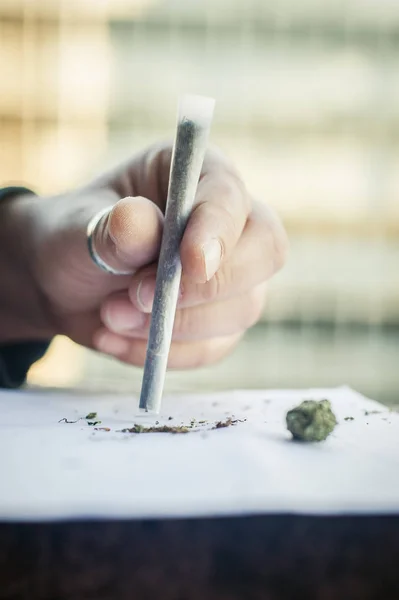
{"left": 86, "top": 206, "right": 133, "bottom": 276}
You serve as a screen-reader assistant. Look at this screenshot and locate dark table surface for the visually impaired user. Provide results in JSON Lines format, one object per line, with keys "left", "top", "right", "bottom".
{"left": 1, "top": 514, "right": 399, "bottom": 600}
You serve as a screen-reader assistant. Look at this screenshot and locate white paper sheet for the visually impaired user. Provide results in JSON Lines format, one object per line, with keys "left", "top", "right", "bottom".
{"left": 0, "top": 386, "right": 398, "bottom": 521}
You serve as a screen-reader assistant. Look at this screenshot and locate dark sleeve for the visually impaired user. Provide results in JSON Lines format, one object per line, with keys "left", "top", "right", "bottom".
{"left": 0, "top": 186, "right": 51, "bottom": 388}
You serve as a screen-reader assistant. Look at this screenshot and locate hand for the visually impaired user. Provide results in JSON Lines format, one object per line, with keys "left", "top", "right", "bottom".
{"left": 13, "top": 143, "right": 288, "bottom": 368}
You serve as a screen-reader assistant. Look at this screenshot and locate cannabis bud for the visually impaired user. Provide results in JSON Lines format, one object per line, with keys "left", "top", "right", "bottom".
{"left": 286, "top": 399, "right": 337, "bottom": 442}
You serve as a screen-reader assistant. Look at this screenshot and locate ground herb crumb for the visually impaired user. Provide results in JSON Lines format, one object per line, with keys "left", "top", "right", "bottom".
{"left": 364, "top": 410, "right": 382, "bottom": 416}
{"left": 344, "top": 416, "right": 354, "bottom": 421}
{"left": 87, "top": 421, "right": 101, "bottom": 426}
{"left": 85, "top": 412, "right": 97, "bottom": 420}
{"left": 121, "top": 424, "right": 190, "bottom": 434}
{"left": 286, "top": 399, "right": 337, "bottom": 442}
{"left": 214, "top": 418, "right": 233, "bottom": 429}
{"left": 94, "top": 427, "right": 110, "bottom": 432}
{"left": 212, "top": 417, "right": 246, "bottom": 430}
{"left": 120, "top": 417, "right": 246, "bottom": 435}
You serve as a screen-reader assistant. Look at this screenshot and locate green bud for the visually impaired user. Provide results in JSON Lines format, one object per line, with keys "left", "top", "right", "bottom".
{"left": 286, "top": 399, "right": 337, "bottom": 442}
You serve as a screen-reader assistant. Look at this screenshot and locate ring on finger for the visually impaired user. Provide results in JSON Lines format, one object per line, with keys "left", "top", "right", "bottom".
{"left": 87, "top": 206, "right": 133, "bottom": 276}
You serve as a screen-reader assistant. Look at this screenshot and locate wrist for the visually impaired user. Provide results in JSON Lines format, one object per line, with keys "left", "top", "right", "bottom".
{"left": 0, "top": 191, "right": 54, "bottom": 344}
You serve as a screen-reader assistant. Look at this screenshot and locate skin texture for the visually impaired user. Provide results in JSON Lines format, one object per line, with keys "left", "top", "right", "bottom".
{"left": 0, "top": 142, "right": 288, "bottom": 370}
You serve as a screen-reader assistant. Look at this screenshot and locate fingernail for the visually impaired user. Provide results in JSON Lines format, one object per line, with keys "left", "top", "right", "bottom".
{"left": 104, "top": 305, "right": 146, "bottom": 333}
{"left": 137, "top": 277, "right": 156, "bottom": 311}
{"left": 202, "top": 239, "right": 222, "bottom": 281}
{"left": 95, "top": 332, "right": 130, "bottom": 357}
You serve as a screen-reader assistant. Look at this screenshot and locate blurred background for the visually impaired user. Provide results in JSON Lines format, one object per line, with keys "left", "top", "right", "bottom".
{"left": 0, "top": 0, "right": 398, "bottom": 405}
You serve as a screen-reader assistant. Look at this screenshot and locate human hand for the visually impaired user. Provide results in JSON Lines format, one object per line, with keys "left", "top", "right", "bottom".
{"left": 18, "top": 143, "right": 288, "bottom": 368}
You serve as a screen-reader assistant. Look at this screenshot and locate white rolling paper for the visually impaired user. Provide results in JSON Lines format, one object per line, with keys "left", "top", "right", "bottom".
{"left": 0, "top": 386, "right": 398, "bottom": 521}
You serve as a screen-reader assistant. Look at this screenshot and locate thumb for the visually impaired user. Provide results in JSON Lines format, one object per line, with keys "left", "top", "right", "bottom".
{"left": 92, "top": 196, "right": 163, "bottom": 274}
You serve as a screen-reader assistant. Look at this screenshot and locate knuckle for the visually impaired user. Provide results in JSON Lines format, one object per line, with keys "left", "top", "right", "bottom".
{"left": 192, "top": 339, "right": 225, "bottom": 368}
{"left": 170, "top": 334, "right": 242, "bottom": 370}
{"left": 203, "top": 148, "right": 250, "bottom": 204}
{"left": 173, "top": 307, "right": 194, "bottom": 338}
{"left": 273, "top": 226, "right": 289, "bottom": 272}
{"left": 200, "top": 335, "right": 241, "bottom": 367}
{"left": 204, "top": 273, "right": 221, "bottom": 303}
{"left": 191, "top": 343, "right": 212, "bottom": 368}
{"left": 197, "top": 198, "right": 239, "bottom": 249}
{"left": 230, "top": 173, "right": 251, "bottom": 213}
{"left": 254, "top": 206, "right": 289, "bottom": 277}
{"left": 217, "top": 202, "right": 243, "bottom": 245}
{"left": 242, "top": 286, "right": 266, "bottom": 329}
{"left": 199, "top": 267, "right": 227, "bottom": 303}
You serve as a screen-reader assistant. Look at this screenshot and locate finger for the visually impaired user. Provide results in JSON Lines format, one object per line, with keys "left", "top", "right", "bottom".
{"left": 179, "top": 202, "right": 287, "bottom": 307}
{"left": 127, "top": 201, "right": 287, "bottom": 313}
{"left": 180, "top": 160, "right": 251, "bottom": 283}
{"left": 100, "top": 284, "right": 267, "bottom": 341}
{"left": 92, "top": 196, "right": 163, "bottom": 274}
{"left": 92, "top": 329, "right": 243, "bottom": 369}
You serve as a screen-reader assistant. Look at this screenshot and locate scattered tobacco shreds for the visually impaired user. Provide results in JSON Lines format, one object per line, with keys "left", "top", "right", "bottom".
{"left": 121, "top": 424, "right": 190, "bottom": 434}
{"left": 85, "top": 412, "right": 97, "bottom": 420}
{"left": 120, "top": 417, "right": 246, "bottom": 435}
{"left": 214, "top": 418, "right": 233, "bottom": 429}
{"left": 59, "top": 415, "right": 247, "bottom": 435}
{"left": 213, "top": 418, "right": 246, "bottom": 429}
